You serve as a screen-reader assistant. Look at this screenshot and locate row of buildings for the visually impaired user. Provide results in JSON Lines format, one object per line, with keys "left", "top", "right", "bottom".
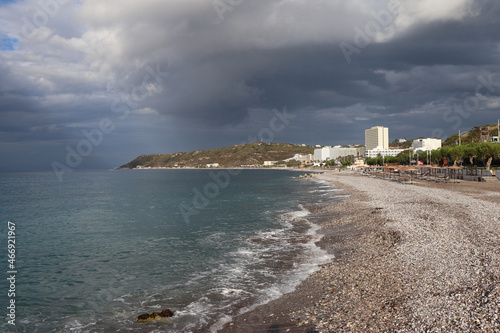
{"left": 221, "top": 124, "right": 498, "bottom": 167}
{"left": 313, "top": 126, "right": 443, "bottom": 162}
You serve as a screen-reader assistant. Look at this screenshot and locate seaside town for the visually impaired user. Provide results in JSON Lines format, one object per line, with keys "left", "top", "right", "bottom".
{"left": 132, "top": 121, "right": 500, "bottom": 183}
{"left": 219, "top": 123, "right": 500, "bottom": 333}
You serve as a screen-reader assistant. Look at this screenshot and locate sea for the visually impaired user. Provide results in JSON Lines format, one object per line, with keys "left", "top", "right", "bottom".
{"left": 0, "top": 169, "right": 344, "bottom": 332}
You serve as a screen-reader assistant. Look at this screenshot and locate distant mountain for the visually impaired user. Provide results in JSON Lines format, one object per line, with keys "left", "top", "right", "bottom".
{"left": 118, "top": 142, "right": 314, "bottom": 169}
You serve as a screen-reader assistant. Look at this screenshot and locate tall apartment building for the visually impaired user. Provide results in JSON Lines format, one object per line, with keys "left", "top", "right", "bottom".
{"left": 365, "top": 126, "right": 389, "bottom": 150}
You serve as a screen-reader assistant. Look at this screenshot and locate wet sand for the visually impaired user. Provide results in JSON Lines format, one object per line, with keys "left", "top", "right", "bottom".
{"left": 219, "top": 171, "right": 500, "bottom": 332}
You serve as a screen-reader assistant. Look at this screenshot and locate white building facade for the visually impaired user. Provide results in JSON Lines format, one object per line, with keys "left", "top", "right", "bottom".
{"left": 294, "top": 153, "right": 313, "bottom": 162}
{"left": 284, "top": 154, "right": 313, "bottom": 163}
{"left": 412, "top": 138, "right": 442, "bottom": 153}
{"left": 365, "top": 147, "right": 404, "bottom": 158}
{"left": 365, "top": 126, "right": 389, "bottom": 150}
{"left": 313, "top": 146, "right": 330, "bottom": 161}
{"left": 313, "top": 146, "right": 366, "bottom": 162}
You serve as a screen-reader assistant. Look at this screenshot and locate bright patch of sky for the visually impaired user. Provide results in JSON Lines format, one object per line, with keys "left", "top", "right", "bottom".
{"left": 0, "top": 0, "right": 16, "bottom": 6}
{"left": 0, "top": 34, "right": 17, "bottom": 50}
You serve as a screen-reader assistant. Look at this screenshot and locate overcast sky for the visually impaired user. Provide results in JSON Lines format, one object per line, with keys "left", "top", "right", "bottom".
{"left": 1, "top": 0, "right": 500, "bottom": 171}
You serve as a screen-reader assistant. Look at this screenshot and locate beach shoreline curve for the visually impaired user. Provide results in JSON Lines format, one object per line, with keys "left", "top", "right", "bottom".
{"left": 219, "top": 170, "right": 500, "bottom": 332}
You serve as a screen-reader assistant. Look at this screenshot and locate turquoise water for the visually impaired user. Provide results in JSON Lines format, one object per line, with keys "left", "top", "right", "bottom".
{"left": 0, "top": 169, "right": 338, "bottom": 332}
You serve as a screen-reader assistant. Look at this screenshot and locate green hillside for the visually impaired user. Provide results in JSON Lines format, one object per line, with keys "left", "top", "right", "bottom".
{"left": 119, "top": 142, "right": 314, "bottom": 169}
{"left": 444, "top": 123, "right": 499, "bottom": 146}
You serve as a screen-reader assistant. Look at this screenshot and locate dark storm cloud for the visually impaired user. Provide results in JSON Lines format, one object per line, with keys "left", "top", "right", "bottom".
{"left": 1, "top": 0, "right": 500, "bottom": 171}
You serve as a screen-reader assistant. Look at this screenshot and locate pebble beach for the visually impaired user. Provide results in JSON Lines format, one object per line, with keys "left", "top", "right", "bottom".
{"left": 220, "top": 170, "right": 500, "bottom": 332}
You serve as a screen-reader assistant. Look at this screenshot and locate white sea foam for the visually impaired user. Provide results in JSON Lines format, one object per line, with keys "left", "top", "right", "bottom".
{"left": 65, "top": 319, "right": 97, "bottom": 332}
{"left": 283, "top": 204, "right": 310, "bottom": 219}
{"left": 210, "top": 314, "right": 234, "bottom": 333}
{"left": 7, "top": 169, "right": 340, "bottom": 333}
{"left": 309, "top": 188, "right": 341, "bottom": 193}
{"left": 207, "top": 202, "right": 334, "bottom": 332}
{"left": 120, "top": 179, "right": 332, "bottom": 332}
{"left": 112, "top": 296, "right": 129, "bottom": 304}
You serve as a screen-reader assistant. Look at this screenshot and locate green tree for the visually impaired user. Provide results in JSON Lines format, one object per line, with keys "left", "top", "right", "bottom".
{"left": 440, "top": 147, "right": 454, "bottom": 166}
{"left": 450, "top": 145, "right": 465, "bottom": 166}
{"left": 395, "top": 150, "right": 412, "bottom": 165}
{"left": 340, "top": 160, "right": 352, "bottom": 167}
{"left": 366, "top": 157, "right": 383, "bottom": 166}
{"left": 384, "top": 156, "right": 397, "bottom": 164}
{"left": 475, "top": 144, "right": 489, "bottom": 167}
{"left": 429, "top": 149, "right": 441, "bottom": 165}
{"left": 323, "top": 160, "right": 336, "bottom": 167}
{"left": 462, "top": 144, "right": 477, "bottom": 166}
{"left": 286, "top": 160, "right": 302, "bottom": 168}
{"left": 483, "top": 143, "right": 500, "bottom": 170}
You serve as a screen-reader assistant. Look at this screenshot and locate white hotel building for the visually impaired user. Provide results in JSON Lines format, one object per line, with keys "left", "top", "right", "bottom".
{"left": 412, "top": 138, "right": 442, "bottom": 153}
{"left": 365, "top": 146, "right": 404, "bottom": 158}
{"left": 364, "top": 126, "right": 404, "bottom": 158}
{"left": 313, "top": 146, "right": 365, "bottom": 162}
{"left": 365, "top": 126, "right": 389, "bottom": 150}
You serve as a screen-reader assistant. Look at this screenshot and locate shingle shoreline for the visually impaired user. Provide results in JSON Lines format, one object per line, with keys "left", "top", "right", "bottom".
{"left": 220, "top": 171, "right": 500, "bottom": 332}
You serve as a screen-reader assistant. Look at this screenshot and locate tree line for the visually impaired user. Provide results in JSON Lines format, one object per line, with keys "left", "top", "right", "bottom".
{"left": 365, "top": 142, "right": 500, "bottom": 169}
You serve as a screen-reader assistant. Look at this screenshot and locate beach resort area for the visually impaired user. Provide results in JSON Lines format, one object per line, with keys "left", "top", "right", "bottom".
{"left": 221, "top": 170, "right": 500, "bottom": 332}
